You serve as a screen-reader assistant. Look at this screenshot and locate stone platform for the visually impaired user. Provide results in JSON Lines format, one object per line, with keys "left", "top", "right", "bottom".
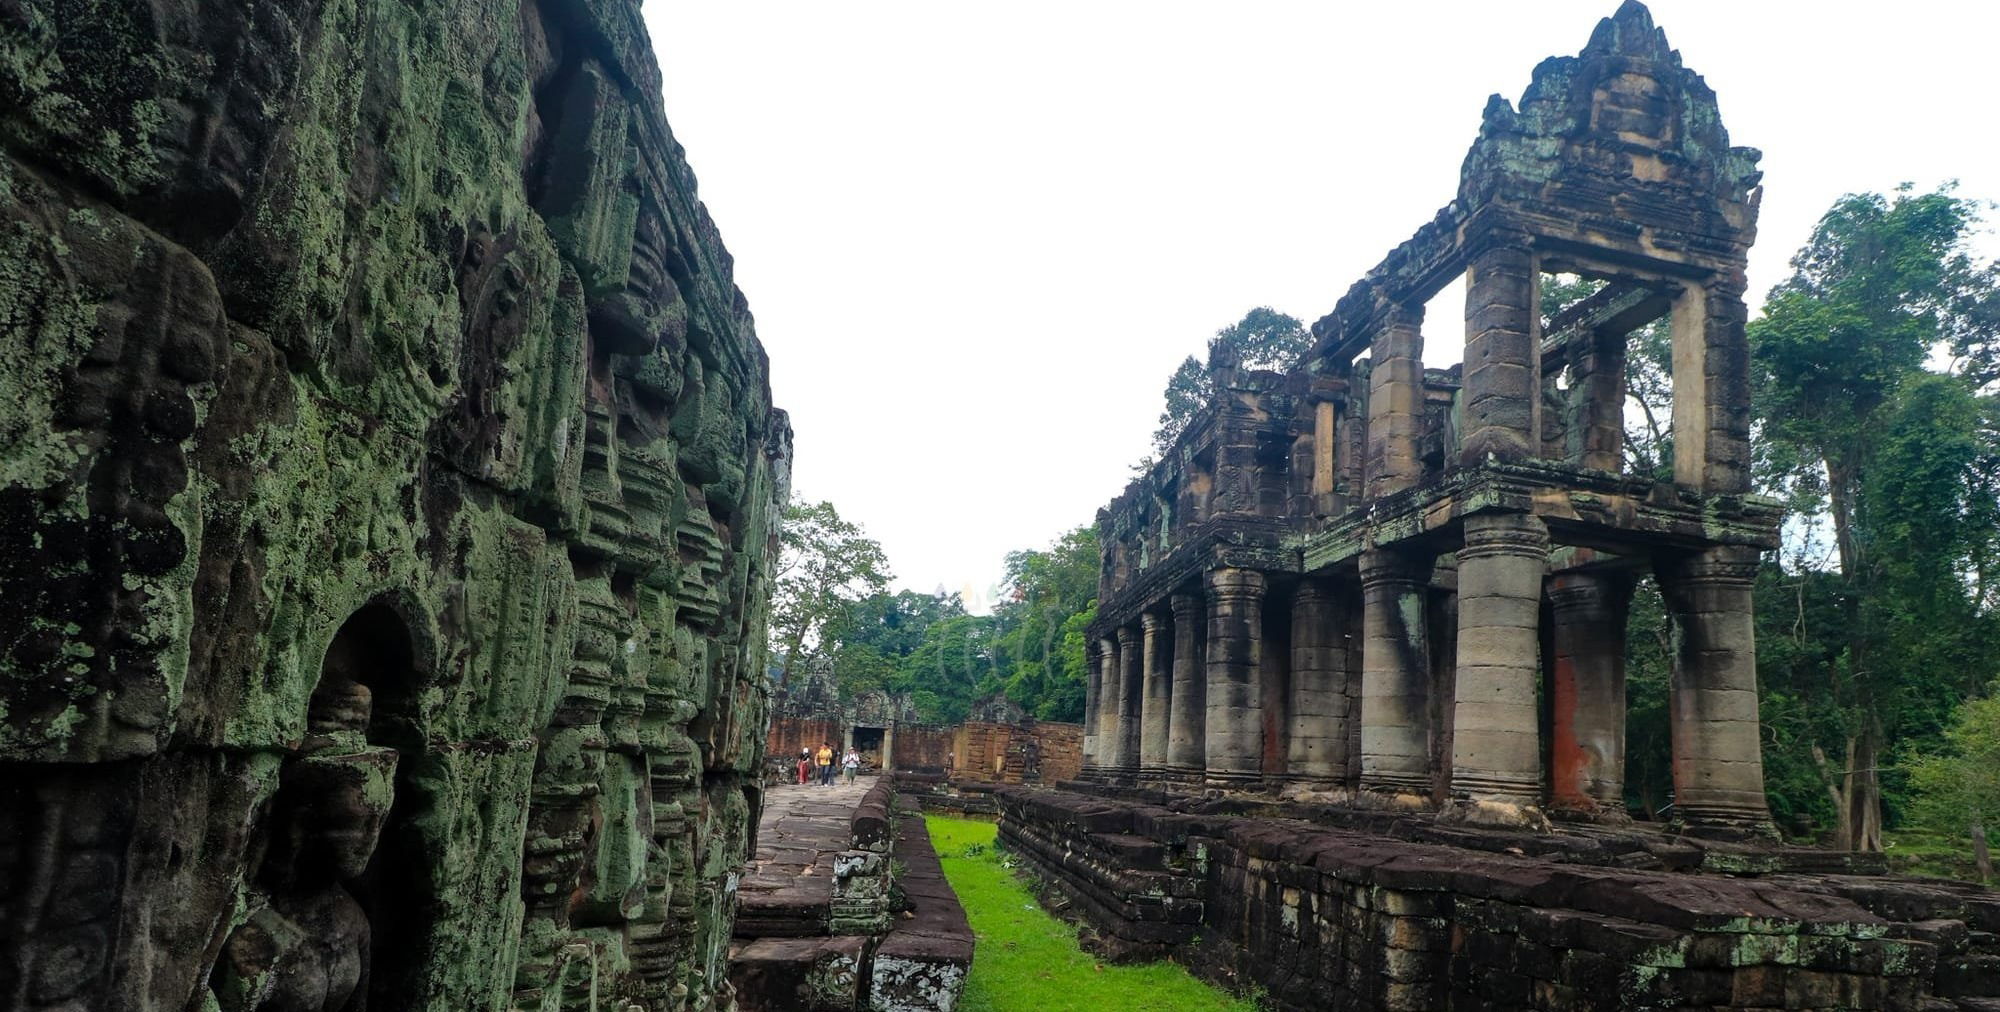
{"left": 738, "top": 779, "right": 889, "bottom": 938}
{"left": 998, "top": 786, "right": 2000, "bottom": 1011}
{"left": 728, "top": 777, "right": 973, "bottom": 1011}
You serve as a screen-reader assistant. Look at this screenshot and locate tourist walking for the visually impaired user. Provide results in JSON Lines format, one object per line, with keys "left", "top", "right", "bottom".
{"left": 842, "top": 747, "right": 860, "bottom": 785}
{"left": 816, "top": 742, "right": 835, "bottom": 786}
{"left": 796, "top": 748, "right": 811, "bottom": 786}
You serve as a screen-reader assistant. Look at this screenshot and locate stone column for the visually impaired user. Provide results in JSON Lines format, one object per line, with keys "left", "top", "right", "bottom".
{"left": 1081, "top": 639, "right": 1103, "bottom": 777}
{"left": 1358, "top": 550, "right": 1431, "bottom": 797}
{"left": 1139, "top": 612, "right": 1173, "bottom": 781}
{"left": 1451, "top": 512, "right": 1549, "bottom": 810}
{"left": 1312, "top": 390, "right": 1339, "bottom": 515}
{"left": 1166, "top": 592, "right": 1206, "bottom": 782}
{"left": 1570, "top": 325, "right": 1627, "bottom": 472}
{"left": 1669, "top": 272, "right": 1753, "bottom": 494}
{"left": 1287, "top": 580, "right": 1351, "bottom": 787}
{"left": 1115, "top": 625, "right": 1144, "bottom": 784}
{"left": 1657, "top": 547, "right": 1772, "bottom": 833}
{"left": 1094, "top": 634, "right": 1120, "bottom": 783}
{"left": 1203, "top": 568, "right": 1265, "bottom": 787}
{"left": 1461, "top": 242, "right": 1540, "bottom": 465}
{"left": 1547, "top": 572, "right": 1634, "bottom": 813}
{"left": 1367, "top": 304, "right": 1425, "bottom": 498}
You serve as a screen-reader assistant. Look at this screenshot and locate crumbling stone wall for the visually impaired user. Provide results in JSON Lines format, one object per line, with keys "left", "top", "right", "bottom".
{"left": 0, "top": 2, "right": 787, "bottom": 1009}
{"left": 1000, "top": 787, "right": 2000, "bottom": 1010}
{"left": 953, "top": 720, "right": 1084, "bottom": 785}
{"left": 893, "top": 725, "right": 957, "bottom": 776}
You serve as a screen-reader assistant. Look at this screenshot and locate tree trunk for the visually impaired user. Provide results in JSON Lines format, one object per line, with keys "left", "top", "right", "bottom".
{"left": 1973, "top": 820, "right": 1995, "bottom": 883}
{"left": 1837, "top": 723, "right": 1885, "bottom": 853}
{"left": 1826, "top": 457, "right": 1860, "bottom": 579}
{"left": 1823, "top": 453, "right": 1887, "bottom": 852}
{"left": 1813, "top": 744, "right": 1848, "bottom": 848}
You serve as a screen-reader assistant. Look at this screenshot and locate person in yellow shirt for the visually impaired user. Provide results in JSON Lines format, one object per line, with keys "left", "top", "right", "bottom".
{"left": 816, "top": 743, "right": 835, "bottom": 787}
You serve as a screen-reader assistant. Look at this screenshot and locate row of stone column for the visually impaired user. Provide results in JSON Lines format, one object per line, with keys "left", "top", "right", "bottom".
{"left": 1361, "top": 520, "right": 1767, "bottom": 826}
{"left": 1080, "top": 528, "right": 1768, "bottom": 829}
{"left": 1082, "top": 569, "right": 1361, "bottom": 790}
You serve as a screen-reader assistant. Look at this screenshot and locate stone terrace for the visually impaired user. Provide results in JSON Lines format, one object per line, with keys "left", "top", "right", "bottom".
{"left": 737, "top": 779, "right": 888, "bottom": 939}
{"left": 1000, "top": 786, "right": 2000, "bottom": 1011}
{"left": 729, "top": 777, "right": 973, "bottom": 1011}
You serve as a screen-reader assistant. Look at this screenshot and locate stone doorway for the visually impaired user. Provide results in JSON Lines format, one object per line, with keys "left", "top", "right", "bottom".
{"left": 851, "top": 725, "right": 886, "bottom": 770}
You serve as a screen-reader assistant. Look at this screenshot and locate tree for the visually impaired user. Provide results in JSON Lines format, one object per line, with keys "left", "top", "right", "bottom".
{"left": 1747, "top": 185, "right": 2000, "bottom": 851}
{"left": 898, "top": 613, "right": 1000, "bottom": 723}
{"left": 989, "top": 526, "right": 1099, "bottom": 721}
{"left": 1151, "top": 355, "right": 1209, "bottom": 454}
{"left": 1905, "top": 688, "right": 2000, "bottom": 882}
{"left": 827, "top": 590, "right": 965, "bottom": 697}
{"left": 769, "top": 497, "right": 891, "bottom": 686}
{"left": 1151, "top": 307, "right": 1311, "bottom": 452}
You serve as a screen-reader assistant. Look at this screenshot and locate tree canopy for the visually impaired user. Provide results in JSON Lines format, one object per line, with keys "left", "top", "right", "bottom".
{"left": 770, "top": 497, "right": 891, "bottom": 686}
{"left": 1151, "top": 307, "right": 1311, "bottom": 453}
{"left": 1738, "top": 184, "right": 2000, "bottom": 854}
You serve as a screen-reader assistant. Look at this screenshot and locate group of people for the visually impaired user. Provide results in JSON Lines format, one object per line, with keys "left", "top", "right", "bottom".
{"left": 796, "top": 742, "right": 861, "bottom": 786}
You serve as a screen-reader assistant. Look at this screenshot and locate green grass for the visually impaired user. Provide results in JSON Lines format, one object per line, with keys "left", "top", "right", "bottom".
{"left": 1882, "top": 829, "right": 1992, "bottom": 883}
{"left": 926, "top": 815, "right": 1257, "bottom": 1012}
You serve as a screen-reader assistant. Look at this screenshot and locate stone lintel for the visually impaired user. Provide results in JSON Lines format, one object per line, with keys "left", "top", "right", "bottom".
{"left": 1299, "top": 460, "right": 1780, "bottom": 573}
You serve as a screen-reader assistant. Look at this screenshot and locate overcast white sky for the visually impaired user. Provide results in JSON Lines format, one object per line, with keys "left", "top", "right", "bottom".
{"left": 645, "top": 1, "right": 2000, "bottom": 607}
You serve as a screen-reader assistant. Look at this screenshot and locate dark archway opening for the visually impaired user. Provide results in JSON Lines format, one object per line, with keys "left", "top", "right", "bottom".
{"left": 319, "top": 600, "right": 440, "bottom": 1009}
{"left": 851, "top": 726, "right": 885, "bottom": 769}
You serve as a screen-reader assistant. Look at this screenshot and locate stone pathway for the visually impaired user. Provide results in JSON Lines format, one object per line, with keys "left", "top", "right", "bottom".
{"left": 737, "top": 777, "right": 875, "bottom": 936}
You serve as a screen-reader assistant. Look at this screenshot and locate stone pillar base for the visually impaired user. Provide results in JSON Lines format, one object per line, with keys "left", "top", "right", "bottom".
{"left": 1350, "top": 787, "right": 1435, "bottom": 813}
{"left": 1357, "top": 768, "right": 1431, "bottom": 799}
{"left": 1277, "top": 779, "right": 1351, "bottom": 805}
{"left": 1441, "top": 797, "right": 1551, "bottom": 833}
{"left": 1203, "top": 770, "right": 1262, "bottom": 790}
{"left": 1675, "top": 798, "right": 1781, "bottom": 841}
{"left": 1446, "top": 771, "right": 1541, "bottom": 809}
{"left": 1545, "top": 798, "right": 1634, "bottom": 827}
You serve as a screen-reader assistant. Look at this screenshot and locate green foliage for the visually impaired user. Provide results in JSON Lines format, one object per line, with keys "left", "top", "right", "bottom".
{"left": 1152, "top": 307, "right": 1309, "bottom": 452}
{"left": 901, "top": 613, "right": 1002, "bottom": 723}
{"left": 927, "top": 815, "right": 1255, "bottom": 1012}
{"left": 770, "top": 496, "right": 892, "bottom": 684}
{"left": 1151, "top": 354, "right": 1209, "bottom": 455}
{"left": 990, "top": 526, "right": 1100, "bottom": 722}
{"left": 835, "top": 589, "right": 966, "bottom": 659}
{"left": 1905, "top": 689, "right": 2000, "bottom": 837}
{"left": 828, "top": 642, "right": 897, "bottom": 695}
{"left": 1597, "top": 187, "right": 2000, "bottom": 850}
{"left": 1622, "top": 578, "right": 1672, "bottom": 820}
{"left": 1742, "top": 185, "right": 2000, "bottom": 847}
{"left": 802, "top": 527, "right": 1096, "bottom": 725}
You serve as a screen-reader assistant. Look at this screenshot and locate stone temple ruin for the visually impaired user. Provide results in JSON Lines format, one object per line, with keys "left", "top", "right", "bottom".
{"left": 993, "top": 4, "right": 2000, "bottom": 1009}
{"left": 1083, "top": 0, "right": 1774, "bottom": 834}
{"left": 0, "top": 1, "right": 789, "bottom": 1009}
{"left": 3, "top": 1, "right": 1997, "bottom": 1010}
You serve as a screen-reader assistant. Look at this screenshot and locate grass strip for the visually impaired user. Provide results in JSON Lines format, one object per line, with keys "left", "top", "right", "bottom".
{"left": 926, "top": 814, "right": 1256, "bottom": 1012}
